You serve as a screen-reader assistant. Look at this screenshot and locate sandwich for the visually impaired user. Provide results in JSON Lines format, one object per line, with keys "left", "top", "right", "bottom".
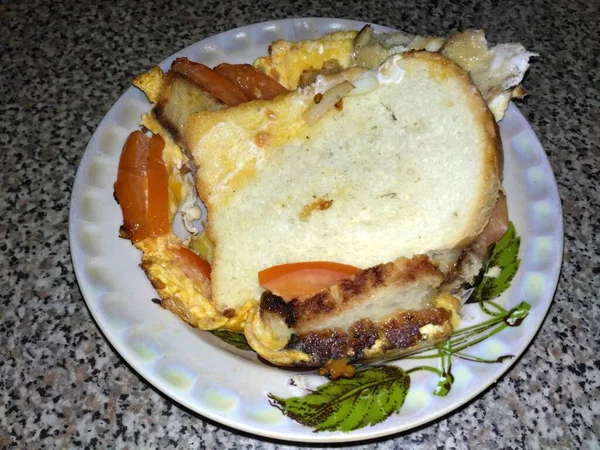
{"left": 184, "top": 50, "right": 504, "bottom": 367}
{"left": 129, "top": 26, "right": 533, "bottom": 369}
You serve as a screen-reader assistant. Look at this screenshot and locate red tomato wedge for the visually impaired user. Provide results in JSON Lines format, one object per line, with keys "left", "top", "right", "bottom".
{"left": 146, "top": 134, "right": 170, "bottom": 238}
{"left": 115, "top": 131, "right": 172, "bottom": 242}
{"left": 114, "top": 130, "right": 150, "bottom": 242}
{"left": 214, "top": 63, "right": 288, "bottom": 100}
{"left": 258, "top": 262, "right": 362, "bottom": 301}
{"left": 172, "top": 245, "right": 212, "bottom": 283}
{"left": 171, "top": 57, "right": 249, "bottom": 107}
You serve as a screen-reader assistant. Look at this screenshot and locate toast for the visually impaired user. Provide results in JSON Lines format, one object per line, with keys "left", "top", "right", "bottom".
{"left": 249, "top": 255, "right": 455, "bottom": 367}
{"left": 184, "top": 51, "right": 502, "bottom": 365}
{"left": 185, "top": 51, "right": 501, "bottom": 315}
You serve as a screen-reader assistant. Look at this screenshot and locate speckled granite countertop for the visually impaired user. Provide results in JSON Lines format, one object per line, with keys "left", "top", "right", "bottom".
{"left": 1, "top": 0, "right": 599, "bottom": 448}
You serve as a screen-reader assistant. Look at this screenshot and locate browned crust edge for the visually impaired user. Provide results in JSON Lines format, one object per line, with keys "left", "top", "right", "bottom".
{"left": 153, "top": 71, "right": 224, "bottom": 150}
{"left": 257, "top": 254, "right": 451, "bottom": 367}
{"left": 283, "top": 306, "right": 451, "bottom": 367}
{"left": 280, "top": 255, "right": 443, "bottom": 331}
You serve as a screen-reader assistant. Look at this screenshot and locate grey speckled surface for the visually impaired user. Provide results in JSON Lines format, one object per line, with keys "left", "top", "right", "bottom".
{"left": 1, "top": 0, "right": 599, "bottom": 448}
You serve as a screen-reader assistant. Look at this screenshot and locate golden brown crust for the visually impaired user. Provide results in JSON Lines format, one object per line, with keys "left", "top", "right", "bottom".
{"left": 283, "top": 306, "right": 451, "bottom": 367}
{"left": 285, "top": 255, "right": 443, "bottom": 333}
{"left": 153, "top": 71, "right": 225, "bottom": 149}
{"left": 253, "top": 254, "right": 452, "bottom": 367}
{"left": 152, "top": 72, "right": 188, "bottom": 145}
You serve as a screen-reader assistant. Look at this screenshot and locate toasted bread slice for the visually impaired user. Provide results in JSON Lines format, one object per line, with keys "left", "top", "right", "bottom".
{"left": 184, "top": 51, "right": 501, "bottom": 316}
{"left": 134, "top": 67, "right": 225, "bottom": 148}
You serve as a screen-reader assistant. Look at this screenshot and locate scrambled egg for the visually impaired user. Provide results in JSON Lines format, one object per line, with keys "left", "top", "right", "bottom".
{"left": 133, "top": 66, "right": 164, "bottom": 103}
{"left": 253, "top": 30, "right": 357, "bottom": 90}
{"left": 138, "top": 235, "right": 226, "bottom": 330}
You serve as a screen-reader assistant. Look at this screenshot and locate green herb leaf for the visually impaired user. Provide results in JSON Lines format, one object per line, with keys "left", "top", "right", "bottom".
{"left": 210, "top": 330, "right": 252, "bottom": 351}
{"left": 472, "top": 222, "right": 521, "bottom": 303}
{"left": 269, "top": 365, "right": 410, "bottom": 432}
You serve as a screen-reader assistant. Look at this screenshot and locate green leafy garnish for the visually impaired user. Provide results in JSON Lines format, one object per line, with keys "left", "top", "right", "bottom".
{"left": 210, "top": 330, "right": 252, "bottom": 351}
{"left": 472, "top": 221, "right": 521, "bottom": 303}
{"left": 269, "top": 366, "right": 410, "bottom": 432}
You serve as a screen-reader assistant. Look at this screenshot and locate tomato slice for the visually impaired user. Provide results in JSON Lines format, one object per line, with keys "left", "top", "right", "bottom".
{"left": 114, "top": 130, "right": 150, "bottom": 242}
{"left": 214, "top": 63, "right": 288, "bottom": 100}
{"left": 172, "top": 245, "right": 211, "bottom": 282}
{"left": 171, "top": 57, "right": 249, "bottom": 107}
{"left": 258, "top": 262, "right": 361, "bottom": 301}
{"left": 146, "top": 134, "right": 170, "bottom": 238}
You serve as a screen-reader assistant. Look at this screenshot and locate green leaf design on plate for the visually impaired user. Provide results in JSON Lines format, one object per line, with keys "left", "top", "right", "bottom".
{"left": 433, "top": 342, "right": 454, "bottom": 397}
{"left": 210, "top": 330, "right": 252, "bottom": 351}
{"left": 504, "top": 301, "right": 531, "bottom": 327}
{"left": 269, "top": 365, "right": 410, "bottom": 432}
{"left": 472, "top": 222, "right": 521, "bottom": 303}
{"left": 433, "top": 371, "right": 454, "bottom": 397}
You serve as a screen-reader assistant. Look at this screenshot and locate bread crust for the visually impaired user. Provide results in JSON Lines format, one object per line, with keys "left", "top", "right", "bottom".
{"left": 153, "top": 71, "right": 224, "bottom": 147}
{"left": 284, "top": 307, "right": 451, "bottom": 367}
{"left": 253, "top": 254, "right": 453, "bottom": 367}
{"left": 261, "top": 255, "right": 443, "bottom": 334}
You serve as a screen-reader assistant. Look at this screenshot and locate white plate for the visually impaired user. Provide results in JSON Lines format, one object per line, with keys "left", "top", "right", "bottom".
{"left": 69, "top": 18, "right": 563, "bottom": 443}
